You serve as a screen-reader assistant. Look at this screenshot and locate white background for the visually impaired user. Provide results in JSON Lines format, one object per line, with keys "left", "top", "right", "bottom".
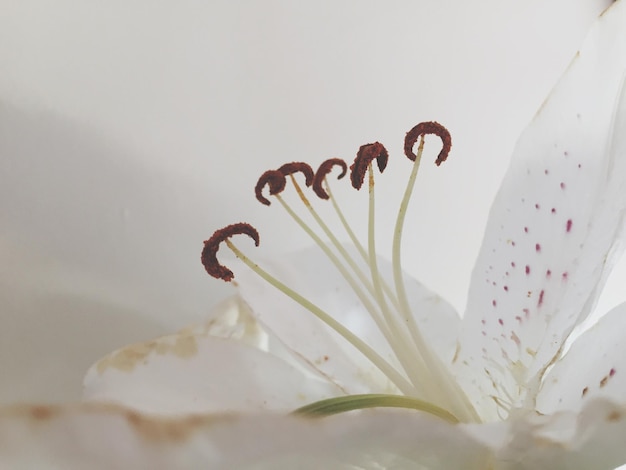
{"left": 0, "top": 0, "right": 621, "bottom": 403}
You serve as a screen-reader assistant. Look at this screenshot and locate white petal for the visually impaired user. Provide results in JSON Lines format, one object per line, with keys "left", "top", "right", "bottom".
{"left": 0, "top": 404, "right": 491, "bottom": 469}
{"left": 84, "top": 300, "right": 341, "bottom": 414}
{"left": 536, "top": 302, "right": 626, "bottom": 415}
{"left": 5, "top": 402, "right": 626, "bottom": 469}
{"left": 455, "top": 1, "right": 626, "bottom": 419}
{"left": 489, "top": 399, "right": 626, "bottom": 469}
{"left": 233, "top": 244, "right": 460, "bottom": 394}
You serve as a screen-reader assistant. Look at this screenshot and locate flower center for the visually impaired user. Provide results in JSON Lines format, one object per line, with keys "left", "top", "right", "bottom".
{"left": 201, "top": 122, "right": 480, "bottom": 423}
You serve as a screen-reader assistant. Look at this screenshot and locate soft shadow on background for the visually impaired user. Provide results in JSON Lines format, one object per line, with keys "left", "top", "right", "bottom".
{"left": 0, "top": 103, "right": 232, "bottom": 402}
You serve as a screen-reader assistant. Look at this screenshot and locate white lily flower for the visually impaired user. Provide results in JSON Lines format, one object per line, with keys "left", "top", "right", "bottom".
{"left": 2, "top": 1, "right": 624, "bottom": 468}
{"left": 77, "top": 2, "right": 626, "bottom": 467}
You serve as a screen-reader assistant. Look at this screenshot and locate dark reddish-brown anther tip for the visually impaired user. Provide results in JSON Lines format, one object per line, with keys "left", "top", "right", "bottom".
{"left": 313, "top": 158, "right": 348, "bottom": 199}
{"left": 404, "top": 121, "right": 452, "bottom": 166}
{"left": 255, "top": 170, "right": 286, "bottom": 206}
{"left": 350, "top": 142, "right": 389, "bottom": 190}
{"left": 278, "top": 162, "right": 315, "bottom": 186}
{"left": 201, "top": 223, "right": 259, "bottom": 282}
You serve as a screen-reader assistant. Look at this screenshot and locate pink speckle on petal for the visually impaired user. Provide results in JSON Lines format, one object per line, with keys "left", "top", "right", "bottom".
{"left": 535, "top": 243, "right": 541, "bottom": 252}
{"left": 504, "top": 286, "right": 509, "bottom": 292}
{"left": 546, "top": 269, "right": 552, "bottom": 278}
{"left": 566, "top": 219, "right": 573, "bottom": 232}
{"left": 538, "top": 290, "right": 545, "bottom": 307}
{"left": 610, "top": 368, "right": 616, "bottom": 377}
{"left": 523, "top": 308, "right": 530, "bottom": 319}
{"left": 551, "top": 208, "right": 556, "bottom": 214}
{"left": 535, "top": 203, "right": 540, "bottom": 210}
{"left": 498, "top": 318, "right": 504, "bottom": 326}
{"left": 562, "top": 272, "right": 569, "bottom": 281}
{"left": 524, "top": 227, "right": 529, "bottom": 233}
{"left": 544, "top": 169, "right": 549, "bottom": 175}
{"left": 511, "top": 262, "right": 516, "bottom": 268}
{"left": 515, "top": 315, "right": 522, "bottom": 323}
{"left": 560, "top": 182, "right": 566, "bottom": 190}
{"left": 525, "top": 265, "right": 530, "bottom": 275}
{"left": 492, "top": 299, "right": 497, "bottom": 307}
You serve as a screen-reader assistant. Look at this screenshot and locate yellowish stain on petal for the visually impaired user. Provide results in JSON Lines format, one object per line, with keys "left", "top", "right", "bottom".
{"left": 96, "top": 333, "right": 198, "bottom": 374}
{"left": 3, "top": 402, "right": 233, "bottom": 443}
{"left": 94, "top": 296, "right": 266, "bottom": 375}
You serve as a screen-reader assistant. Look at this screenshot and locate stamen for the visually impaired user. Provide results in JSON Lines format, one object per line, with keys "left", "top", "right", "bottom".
{"left": 404, "top": 121, "right": 451, "bottom": 166}
{"left": 279, "top": 172, "right": 431, "bottom": 392}
{"left": 349, "top": 142, "right": 388, "bottom": 190}
{"left": 255, "top": 170, "right": 286, "bottom": 206}
{"left": 216, "top": 237, "right": 416, "bottom": 395}
{"left": 201, "top": 223, "right": 260, "bottom": 282}
{"left": 363, "top": 164, "right": 427, "bottom": 387}
{"left": 324, "top": 170, "right": 407, "bottom": 319}
{"left": 203, "top": 122, "right": 478, "bottom": 422}
{"left": 284, "top": 171, "right": 378, "bottom": 302}
{"left": 391, "top": 122, "right": 479, "bottom": 422}
{"left": 272, "top": 178, "right": 410, "bottom": 378}
{"left": 312, "top": 158, "right": 347, "bottom": 200}
{"left": 278, "top": 162, "right": 315, "bottom": 186}
{"left": 203, "top": 162, "right": 421, "bottom": 394}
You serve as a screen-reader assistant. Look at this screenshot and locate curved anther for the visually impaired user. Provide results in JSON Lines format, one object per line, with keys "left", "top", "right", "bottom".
{"left": 201, "top": 223, "right": 260, "bottom": 282}
{"left": 313, "top": 158, "right": 348, "bottom": 200}
{"left": 278, "top": 162, "right": 315, "bottom": 186}
{"left": 404, "top": 121, "right": 451, "bottom": 166}
{"left": 255, "top": 170, "right": 287, "bottom": 206}
{"left": 349, "top": 142, "right": 389, "bottom": 190}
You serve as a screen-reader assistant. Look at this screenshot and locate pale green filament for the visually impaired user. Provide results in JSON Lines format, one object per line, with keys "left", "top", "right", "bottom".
{"left": 273, "top": 193, "right": 393, "bottom": 342}
{"left": 273, "top": 190, "right": 427, "bottom": 395}
{"left": 365, "top": 165, "right": 435, "bottom": 394}
{"left": 287, "top": 175, "right": 384, "bottom": 306}
{"left": 293, "top": 393, "right": 459, "bottom": 424}
{"left": 325, "top": 177, "right": 402, "bottom": 312}
{"left": 391, "top": 137, "right": 479, "bottom": 422}
{"left": 325, "top": 179, "right": 369, "bottom": 262}
{"left": 285, "top": 175, "right": 441, "bottom": 392}
{"left": 224, "top": 239, "right": 415, "bottom": 395}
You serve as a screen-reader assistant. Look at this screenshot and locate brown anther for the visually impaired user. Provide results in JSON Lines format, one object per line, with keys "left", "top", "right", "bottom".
{"left": 278, "top": 162, "right": 315, "bottom": 186}
{"left": 349, "top": 142, "right": 389, "bottom": 190}
{"left": 201, "top": 223, "right": 260, "bottom": 282}
{"left": 404, "top": 121, "right": 451, "bottom": 166}
{"left": 312, "top": 158, "right": 348, "bottom": 200}
{"left": 255, "top": 170, "right": 286, "bottom": 206}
